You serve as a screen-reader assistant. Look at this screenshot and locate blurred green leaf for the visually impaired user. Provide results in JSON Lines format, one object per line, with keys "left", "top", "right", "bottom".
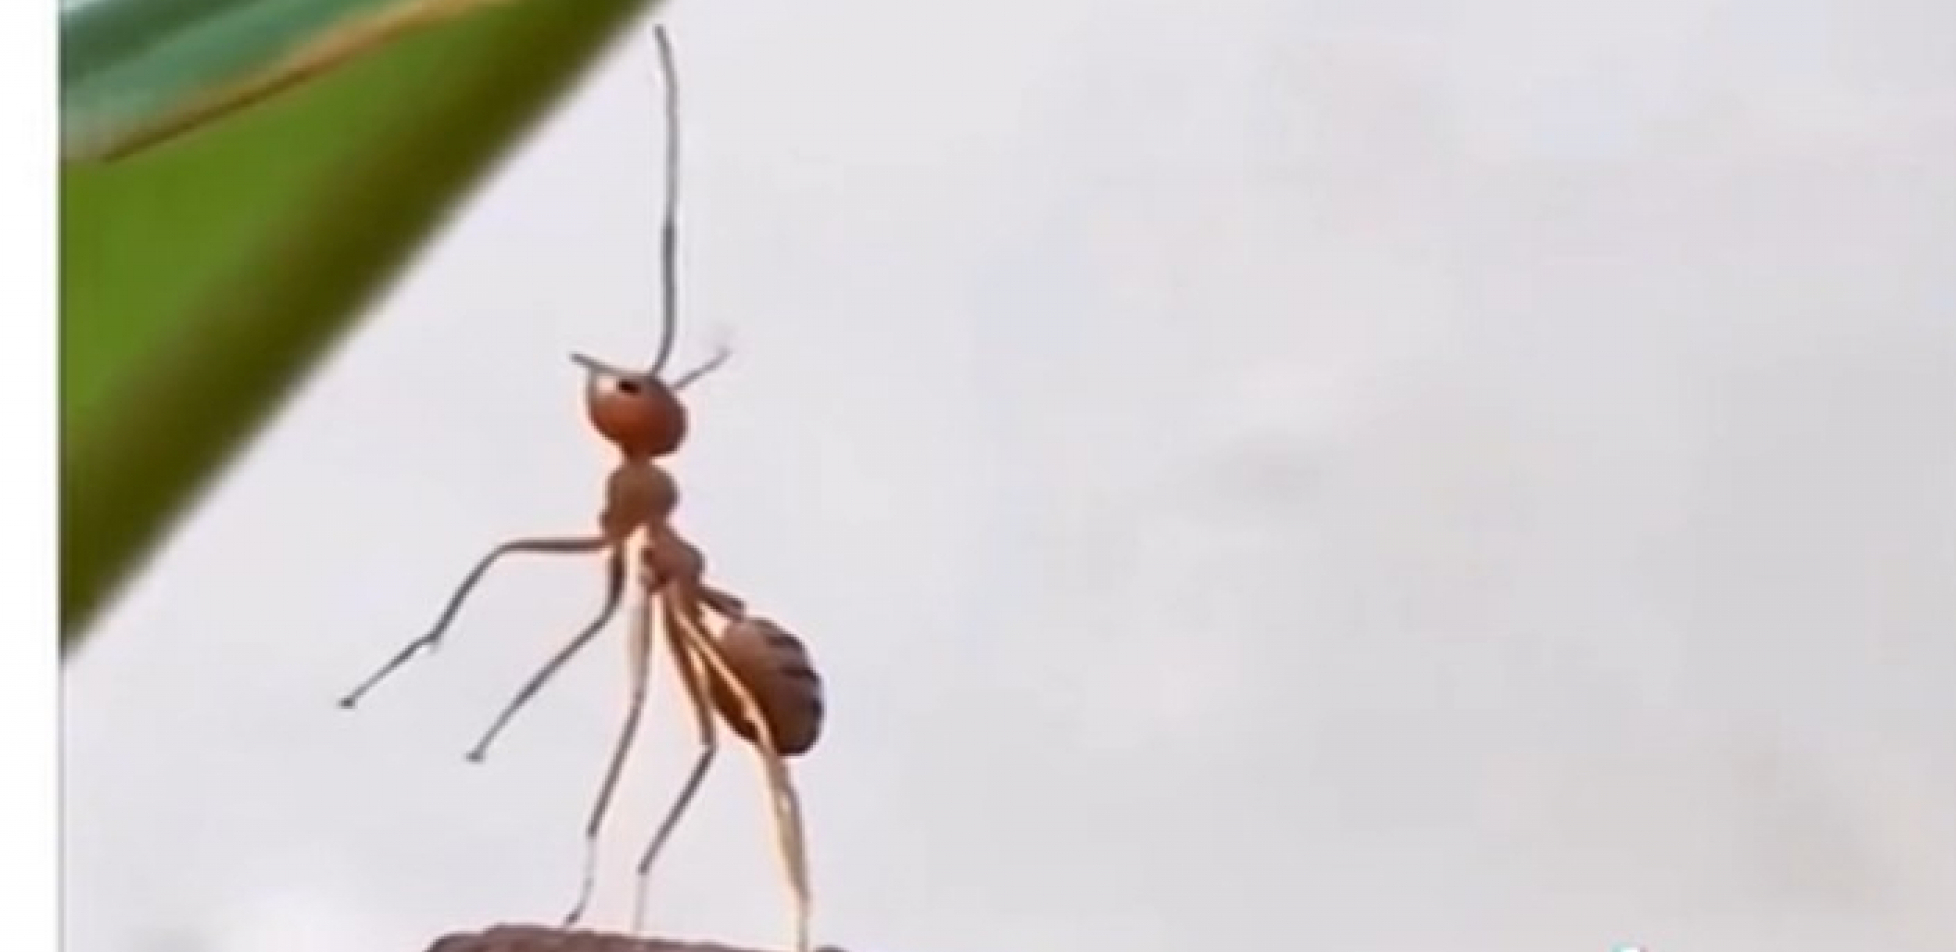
{"left": 61, "top": 0, "right": 525, "bottom": 162}
{"left": 61, "top": 0, "right": 658, "bottom": 652}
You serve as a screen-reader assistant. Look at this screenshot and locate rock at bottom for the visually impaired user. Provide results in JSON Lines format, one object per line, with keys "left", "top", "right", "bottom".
{"left": 425, "top": 925, "right": 847, "bottom": 952}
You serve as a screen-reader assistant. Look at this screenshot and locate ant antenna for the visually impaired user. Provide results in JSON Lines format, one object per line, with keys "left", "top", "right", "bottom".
{"left": 648, "top": 23, "right": 683, "bottom": 377}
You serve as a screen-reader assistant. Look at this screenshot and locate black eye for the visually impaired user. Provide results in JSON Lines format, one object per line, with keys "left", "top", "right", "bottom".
{"left": 615, "top": 378, "right": 644, "bottom": 395}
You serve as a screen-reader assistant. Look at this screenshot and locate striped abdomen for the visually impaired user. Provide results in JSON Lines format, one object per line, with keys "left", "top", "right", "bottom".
{"left": 708, "top": 617, "right": 825, "bottom": 757}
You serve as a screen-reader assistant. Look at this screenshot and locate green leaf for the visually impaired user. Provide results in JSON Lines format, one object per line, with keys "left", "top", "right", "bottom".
{"left": 61, "top": 0, "right": 531, "bottom": 162}
{"left": 61, "top": 0, "right": 658, "bottom": 652}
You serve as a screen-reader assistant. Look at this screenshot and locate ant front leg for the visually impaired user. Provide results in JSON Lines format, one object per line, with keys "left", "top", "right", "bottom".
{"left": 464, "top": 544, "right": 627, "bottom": 762}
{"left": 338, "top": 534, "right": 609, "bottom": 709}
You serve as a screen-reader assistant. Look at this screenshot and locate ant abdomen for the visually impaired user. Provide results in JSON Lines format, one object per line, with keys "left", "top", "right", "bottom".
{"left": 710, "top": 617, "right": 825, "bottom": 757}
{"left": 600, "top": 463, "right": 679, "bottom": 541}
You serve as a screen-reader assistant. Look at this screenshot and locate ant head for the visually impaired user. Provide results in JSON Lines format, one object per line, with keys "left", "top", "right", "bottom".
{"left": 573, "top": 353, "right": 688, "bottom": 459}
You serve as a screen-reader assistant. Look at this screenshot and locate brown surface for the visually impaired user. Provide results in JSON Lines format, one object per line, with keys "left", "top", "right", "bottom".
{"left": 424, "top": 925, "right": 849, "bottom": 952}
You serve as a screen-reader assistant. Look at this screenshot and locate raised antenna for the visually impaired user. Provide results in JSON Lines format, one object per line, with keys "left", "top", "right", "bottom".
{"left": 648, "top": 23, "right": 683, "bottom": 376}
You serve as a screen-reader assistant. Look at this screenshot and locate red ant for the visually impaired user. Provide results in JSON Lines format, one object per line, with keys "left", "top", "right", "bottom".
{"left": 337, "top": 24, "right": 823, "bottom": 952}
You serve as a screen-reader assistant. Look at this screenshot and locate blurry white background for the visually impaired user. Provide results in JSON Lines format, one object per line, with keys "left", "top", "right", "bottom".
{"left": 62, "top": 0, "right": 1956, "bottom": 950}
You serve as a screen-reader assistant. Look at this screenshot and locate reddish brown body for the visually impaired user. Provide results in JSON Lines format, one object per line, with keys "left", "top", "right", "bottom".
{"left": 709, "top": 618, "right": 825, "bottom": 758}
{"left": 340, "top": 28, "right": 818, "bottom": 951}
{"left": 635, "top": 534, "right": 824, "bottom": 758}
{"left": 587, "top": 375, "right": 689, "bottom": 460}
{"left": 600, "top": 462, "right": 680, "bottom": 542}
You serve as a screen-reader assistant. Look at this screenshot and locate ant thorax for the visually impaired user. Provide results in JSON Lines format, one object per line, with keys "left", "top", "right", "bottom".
{"left": 641, "top": 524, "right": 707, "bottom": 589}
{"left": 600, "top": 460, "right": 679, "bottom": 543}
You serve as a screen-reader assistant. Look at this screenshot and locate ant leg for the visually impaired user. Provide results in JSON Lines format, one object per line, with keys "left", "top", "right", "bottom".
{"left": 465, "top": 546, "right": 626, "bottom": 762}
{"left": 338, "top": 535, "right": 607, "bottom": 709}
{"left": 763, "top": 747, "right": 811, "bottom": 952}
{"left": 563, "top": 586, "right": 657, "bottom": 929}
{"left": 667, "top": 596, "right": 812, "bottom": 952}
{"left": 700, "top": 583, "right": 746, "bottom": 620}
{"left": 631, "top": 592, "right": 721, "bottom": 935}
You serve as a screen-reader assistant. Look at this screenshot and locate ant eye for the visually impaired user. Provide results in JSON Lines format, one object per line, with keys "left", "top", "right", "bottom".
{"left": 615, "top": 377, "right": 645, "bottom": 395}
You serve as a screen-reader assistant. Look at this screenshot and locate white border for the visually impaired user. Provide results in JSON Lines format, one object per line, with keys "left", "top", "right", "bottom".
{"left": 0, "top": 3, "right": 60, "bottom": 950}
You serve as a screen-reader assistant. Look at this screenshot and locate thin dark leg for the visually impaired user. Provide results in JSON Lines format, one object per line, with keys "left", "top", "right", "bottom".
{"left": 464, "top": 547, "right": 626, "bottom": 762}
{"left": 631, "top": 593, "right": 721, "bottom": 935}
{"left": 700, "top": 583, "right": 746, "bottom": 620}
{"left": 667, "top": 594, "right": 812, "bottom": 952}
{"left": 563, "top": 588, "right": 656, "bottom": 928}
{"left": 338, "top": 535, "right": 607, "bottom": 709}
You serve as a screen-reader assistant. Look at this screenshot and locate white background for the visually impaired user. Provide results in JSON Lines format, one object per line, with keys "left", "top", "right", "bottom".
{"left": 42, "top": 0, "right": 1956, "bottom": 950}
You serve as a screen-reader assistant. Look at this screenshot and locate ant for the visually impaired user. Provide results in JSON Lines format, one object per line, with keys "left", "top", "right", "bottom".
{"left": 336, "top": 23, "right": 824, "bottom": 952}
